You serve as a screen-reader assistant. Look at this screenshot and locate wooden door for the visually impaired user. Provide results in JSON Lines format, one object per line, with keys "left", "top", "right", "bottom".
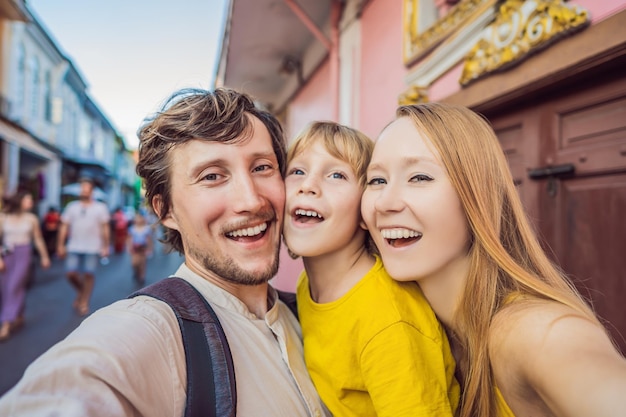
{"left": 490, "top": 73, "right": 626, "bottom": 353}
{"left": 541, "top": 76, "right": 626, "bottom": 352}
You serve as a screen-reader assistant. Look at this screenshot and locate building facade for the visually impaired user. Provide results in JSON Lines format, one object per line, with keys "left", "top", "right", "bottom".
{"left": 0, "top": 0, "right": 137, "bottom": 216}
{"left": 217, "top": 0, "right": 626, "bottom": 352}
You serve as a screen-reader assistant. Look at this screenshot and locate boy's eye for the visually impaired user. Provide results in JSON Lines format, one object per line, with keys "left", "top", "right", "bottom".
{"left": 331, "top": 172, "right": 346, "bottom": 180}
{"left": 410, "top": 174, "right": 433, "bottom": 183}
{"left": 288, "top": 168, "right": 305, "bottom": 176}
{"left": 367, "top": 177, "right": 386, "bottom": 186}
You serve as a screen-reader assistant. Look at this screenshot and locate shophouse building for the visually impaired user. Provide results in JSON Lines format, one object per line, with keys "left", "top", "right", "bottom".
{"left": 217, "top": 0, "right": 626, "bottom": 351}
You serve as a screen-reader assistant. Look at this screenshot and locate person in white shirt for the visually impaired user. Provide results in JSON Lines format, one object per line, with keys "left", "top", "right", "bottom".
{"left": 0, "top": 87, "right": 329, "bottom": 417}
{"left": 57, "top": 177, "right": 110, "bottom": 316}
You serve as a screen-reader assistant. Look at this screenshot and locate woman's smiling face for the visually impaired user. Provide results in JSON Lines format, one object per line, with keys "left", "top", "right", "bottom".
{"left": 361, "top": 116, "right": 471, "bottom": 284}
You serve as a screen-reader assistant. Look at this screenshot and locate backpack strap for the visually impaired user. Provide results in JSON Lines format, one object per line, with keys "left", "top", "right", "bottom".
{"left": 276, "top": 289, "right": 298, "bottom": 320}
{"left": 129, "top": 277, "right": 236, "bottom": 417}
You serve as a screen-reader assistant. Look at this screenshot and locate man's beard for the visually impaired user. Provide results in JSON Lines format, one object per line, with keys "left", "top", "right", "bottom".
{"left": 187, "top": 242, "right": 281, "bottom": 286}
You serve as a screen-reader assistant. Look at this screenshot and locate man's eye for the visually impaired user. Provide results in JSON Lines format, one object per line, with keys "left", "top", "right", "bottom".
{"left": 367, "top": 177, "right": 386, "bottom": 186}
{"left": 203, "top": 173, "right": 219, "bottom": 181}
{"left": 254, "top": 164, "right": 272, "bottom": 173}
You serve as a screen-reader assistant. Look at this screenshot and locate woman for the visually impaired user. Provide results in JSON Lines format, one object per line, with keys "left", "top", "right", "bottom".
{"left": 126, "top": 212, "right": 153, "bottom": 285}
{"left": 361, "top": 103, "right": 626, "bottom": 416}
{"left": 0, "top": 191, "right": 50, "bottom": 341}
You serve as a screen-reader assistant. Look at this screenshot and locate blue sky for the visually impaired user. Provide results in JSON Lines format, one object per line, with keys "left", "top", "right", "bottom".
{"left": 27, "top": 0, "right": 228, "bottom": 149}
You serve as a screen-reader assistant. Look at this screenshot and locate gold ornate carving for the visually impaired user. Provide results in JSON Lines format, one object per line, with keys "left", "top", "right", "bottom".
{"left": 403, "top": 0, "right": 495, "bottom": 65}
{"left": 398, "top": 85, "right": 429, "bottom": 105}
{"left": 460, "top": 0, "right": 590, "bottom": 86}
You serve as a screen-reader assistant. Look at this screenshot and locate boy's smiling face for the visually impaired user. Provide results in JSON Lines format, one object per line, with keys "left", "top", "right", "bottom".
{"left": 284, "top": 141, "right": 367, "bottom": 258}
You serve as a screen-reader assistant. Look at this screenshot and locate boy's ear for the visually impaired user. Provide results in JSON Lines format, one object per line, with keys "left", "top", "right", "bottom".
{"left": 152, "top": 195, "right": 179, "bottom": 231}
{"left": 360, "top": 219, "right": 368, "bottom": 231}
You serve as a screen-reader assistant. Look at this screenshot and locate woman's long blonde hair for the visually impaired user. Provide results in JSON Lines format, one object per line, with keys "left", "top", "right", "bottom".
{"left": 397, "top": 103, "right": 599, "bottom": 417}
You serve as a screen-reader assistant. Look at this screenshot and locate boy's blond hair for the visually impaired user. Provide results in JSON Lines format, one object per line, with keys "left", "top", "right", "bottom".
{"left": 287, "top": 121, "right": 374, "bottom": 187}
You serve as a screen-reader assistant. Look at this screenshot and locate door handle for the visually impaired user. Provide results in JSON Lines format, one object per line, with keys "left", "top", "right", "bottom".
{"left": 528, "top": 163, "right": 575, "bottom": 197}
{"left": 528, "top": 163, "right": 575, "bottom": 180}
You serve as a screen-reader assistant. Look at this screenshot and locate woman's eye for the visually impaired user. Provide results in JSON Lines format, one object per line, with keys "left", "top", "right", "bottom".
{"left": 367, "top": 177, "right": 386, "bottom": 186}
{"left": 410, "top": 174, "right": 433, "bottom": 182}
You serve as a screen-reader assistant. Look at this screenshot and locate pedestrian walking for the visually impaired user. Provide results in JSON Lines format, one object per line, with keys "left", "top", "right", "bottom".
{"left": 0, "top": 191, "right": 50, "bottom": 341}
{"left": 41, "top": 207, "right": 60, "bottom": 257}
{"left": 56, "top": 177, "right": 110, "bottom": 316}
{"left": 111, "top": 207, "right": 129, "bottom": 254}
{"left": 126, "top": 212, "right": 153, "bottom": 285}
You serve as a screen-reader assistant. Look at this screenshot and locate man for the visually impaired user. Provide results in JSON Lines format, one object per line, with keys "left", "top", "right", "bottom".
{"left": 0, "top": 88, "right": 329, "bottom": 417}
{"left": 57, "top": 177, "right": 110, "bottom": 316}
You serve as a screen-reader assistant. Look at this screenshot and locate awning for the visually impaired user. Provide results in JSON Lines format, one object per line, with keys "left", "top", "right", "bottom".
{"left": 0, "top": 119, "right": 58, "bottom": 160}
{"left": 215, "top": 0, "right": 332, "bottom": 112}
{"left": 62, "top": 155, "right": 110, "bottom": 172}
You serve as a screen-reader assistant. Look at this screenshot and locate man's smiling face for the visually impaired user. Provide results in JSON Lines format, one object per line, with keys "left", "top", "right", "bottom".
{"left": 162, "top": 115, "right": 285, "bottom": 286}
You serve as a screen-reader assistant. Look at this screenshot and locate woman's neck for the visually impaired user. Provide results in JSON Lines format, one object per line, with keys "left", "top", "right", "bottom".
{"left": 416, "top": 254, "right": 470, "bottom": 331}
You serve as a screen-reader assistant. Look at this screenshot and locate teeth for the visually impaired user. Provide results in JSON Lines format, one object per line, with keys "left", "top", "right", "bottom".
{"left": 227, "top": 222, "right": 268, "bottom": 237}
{"left": 381, "top": 228, "right": 422, "bottom": 239}
{"left": 295, "top": 209, "right": 323, "bottom": 218}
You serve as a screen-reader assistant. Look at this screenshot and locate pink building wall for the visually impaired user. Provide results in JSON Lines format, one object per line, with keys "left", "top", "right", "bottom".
{"left": 358, "top": 0, "right": 407, "bottom": 140}
{"left": 576, "top": 0, "right": 626, "bottom": 23}
{"left": 427, "top": 1, "right": 626, "bottom": 101}
{"left": 285, "top": 59, "right": 333, "bottom": 143}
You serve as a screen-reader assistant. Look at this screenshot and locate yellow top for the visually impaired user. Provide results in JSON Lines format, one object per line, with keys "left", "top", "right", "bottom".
{"left": 297, "top": 256, "right": 460, "bottom": 416}
{"left": 495, "top": 387, "right": 516, "bottom": 417}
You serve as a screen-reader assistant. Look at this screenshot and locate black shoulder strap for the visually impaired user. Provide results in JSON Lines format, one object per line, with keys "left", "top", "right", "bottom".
{"left": 129, "top": 278, "right": 236, "bottom": 417}
{"left": 276, "top": 289, "right": 298, "bottom": 320}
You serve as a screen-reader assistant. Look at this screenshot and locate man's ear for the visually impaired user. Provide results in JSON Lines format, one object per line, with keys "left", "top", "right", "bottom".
{"left": 153, "top": 195, "right": 178, "bottom": 231}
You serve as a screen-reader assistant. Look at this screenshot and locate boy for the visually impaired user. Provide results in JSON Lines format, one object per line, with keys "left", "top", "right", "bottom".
{"left": 283, "top": 121, "right": 460, "bottom": 417}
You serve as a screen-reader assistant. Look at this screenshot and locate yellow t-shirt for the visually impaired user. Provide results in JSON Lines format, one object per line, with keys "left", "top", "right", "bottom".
{"left": 297, "top": 256, "right": 460, "bottom": 417}
{"left": 496, "top": 387, "right": 516, "bottom": 417}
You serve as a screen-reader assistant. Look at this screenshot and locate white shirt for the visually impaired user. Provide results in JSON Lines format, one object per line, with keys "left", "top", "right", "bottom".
{"left": 0, "top": 263, "right": 329, "bottom": 417}
{"left": 61, "top": 200, "right": 110, "bottom": 253}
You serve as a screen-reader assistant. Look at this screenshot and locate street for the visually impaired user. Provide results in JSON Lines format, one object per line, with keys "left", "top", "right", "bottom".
{"left": 0, "top": 243, "right": 185, "bottom": 395}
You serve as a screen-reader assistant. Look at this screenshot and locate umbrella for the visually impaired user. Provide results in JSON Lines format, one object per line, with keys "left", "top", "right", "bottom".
{"left": 61, "top": 183, "right": 107, "bottom": 201}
